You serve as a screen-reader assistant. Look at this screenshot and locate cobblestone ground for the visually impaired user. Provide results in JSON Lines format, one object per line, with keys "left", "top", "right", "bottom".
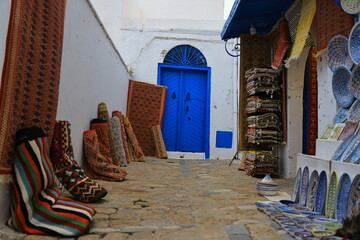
{"left": 1, "top": 158, "right": 294, "bottom": 240}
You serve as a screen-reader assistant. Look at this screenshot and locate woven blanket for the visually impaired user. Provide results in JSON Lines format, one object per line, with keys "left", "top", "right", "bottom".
{"left": 83, "top": 130, "right": 127, "bottom": 181}
{"left": 112, "top": 111, "right": 130, "bottom": 164}
{"left": 271, "top": 17, "right": 291, "bottom": 69}
{"left": 124, "top": 117, "right": 146, "bottom": 162}
{"left": 288, "top": 0, "right": 316, "bottom": 64}
{"left": 151, "top": 125, "right": 168, "bottom": 159}
{"left": 126, "top": 80, "right": 167, "bottom": 156}
{"left": 316, "top": 0, "right": 354, "bottom": 52}
{"left": 9, "top": 127, "right": 95, "bottom": 236}
{"left": 109, "top": 116, "right": 127, "bottom": 167}
{"left": 0, "top": 0, "right": 66, "bottom": 182}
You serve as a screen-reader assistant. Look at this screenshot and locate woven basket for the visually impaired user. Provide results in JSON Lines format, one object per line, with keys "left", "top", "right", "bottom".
{"left": 349, "top": 21, "right": 360, "bottom": 65}
{"left": 326, "top": 35, "right": 353, "bottom": 72}
{"left": 350, "top": 65, "right": 360, "bottom": 100}
{"left": 341, "top": 0, "right": 360, "bottom": 14}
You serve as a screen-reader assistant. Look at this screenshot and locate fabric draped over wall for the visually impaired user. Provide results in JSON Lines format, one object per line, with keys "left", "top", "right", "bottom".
{"left": 287, "top": 0, "right": 316, "bottom": 65}
{"left": 0, "top": 0, "right": 67, "bottom": 182}
{"left": 126, "top": 80, "right": 167, "bottom": 156}
{"left": 316, "top": 0, "right": 354, "bottom": 53}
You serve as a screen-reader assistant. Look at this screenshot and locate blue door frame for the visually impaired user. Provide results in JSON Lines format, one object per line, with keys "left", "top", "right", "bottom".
{"left": 158, "top": 64, "right": 211, "bottom": 159}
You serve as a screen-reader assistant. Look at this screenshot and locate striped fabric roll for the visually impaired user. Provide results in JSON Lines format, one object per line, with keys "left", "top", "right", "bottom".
{"left": 8, "top": 127, "right": 95, "bottom": 236}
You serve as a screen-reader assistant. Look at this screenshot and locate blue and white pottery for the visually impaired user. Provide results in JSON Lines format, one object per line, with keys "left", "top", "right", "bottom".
{"left": 306, "top": 170, "right": 319, "bottom": 211}
{"left": 333, "top": 107, "right": 349, "bottom": 124}
{"left": 332, "top": 66, "right": 354, "bottom": 108}
{"left": 349, "top": 21, "right": 360, "bottom": 64}
{"left": 336, "top": 173, "right": 351, "bottom": 223}
{"left": 327, "top": 35, "right": 353, "bottom": 72}
{"left": 332, "top": 133, "right": 355, "bottom": 160}
{"left": 299, "top": 167, "right": 310, "bottom": 206}
{"left": 292, "top": 168, "right": 302, "bottom": 202}
{"left": 315, "top": 171, "right": 327, "bottom": 214}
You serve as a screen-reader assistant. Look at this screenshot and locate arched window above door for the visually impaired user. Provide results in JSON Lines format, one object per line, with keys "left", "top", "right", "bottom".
{"left": 163, "top": 45, "right": 207, "bottom": 67}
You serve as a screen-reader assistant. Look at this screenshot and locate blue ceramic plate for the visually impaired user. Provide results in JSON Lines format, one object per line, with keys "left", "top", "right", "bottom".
{"left": 349, "top": 21, "right": 360, "bottom": 64}
{"left": 349, "top": 100, "right": 360, "bottom": 122}
{"left": 341, "top": 0, "right": 360, "bottom": 14}
{"left": 332, "top": 66, "right": 355, "bottom": 108}
{"left": 292, "top": 168, "right": 302, "bottom": 202}
{"left": 339, "top": 133, "right": 360, "bottom": 162}
{"left": 336, "top": 173, "right": 351, "bottom": 223}
{"left": 350, "top": 65, "right": 360, "bottom": 100}
{"left": 294, "top": 231, "right": 313, "bottom": 238}
{"left": 315, "top": 171, "right": 327, "bottom": 214}
{"left": 327, "top": 35, "right": 353, "bottom": 72}
{"left": 306, "top": 170, "right": 319, "bottom": 211}
{"left": 333, "top": 107, "right": 349, "bottom": 124}
{"left": 332, "top": 133, "right": 356, "bottom": 160}
{"left": 348, "top": 141, "right": 360, "bottom": 163}
{"left": 299, "top": 167, "right": 310, "bottom": 206}
{"left": 347, "top": 174, "right": 360, "bottom": 217}
{"left": 304, "top": 224, "right": 326, "bottom": 232}
{"left": 325, "top": 171, "right": 338, "bottom": 218}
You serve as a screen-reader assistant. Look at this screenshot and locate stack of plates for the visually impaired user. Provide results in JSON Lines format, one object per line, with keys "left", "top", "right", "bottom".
{"left": 257, "top": 175, "right": 279, "bottom": 196}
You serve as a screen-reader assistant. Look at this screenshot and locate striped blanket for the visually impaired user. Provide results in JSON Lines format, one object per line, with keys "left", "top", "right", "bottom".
{"left": 8, "top": 127, "right": 95, "bottom": 236}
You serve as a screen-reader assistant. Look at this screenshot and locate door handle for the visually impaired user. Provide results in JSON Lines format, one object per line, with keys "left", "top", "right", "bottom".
{"left": 172, "top": 92, "right": 176, "bottom": 99}
{"left": 185, "top": 106, "right": 189, "bottom": 112}
{"left": 186, "top": 92, "right": 190, "bottom": 100}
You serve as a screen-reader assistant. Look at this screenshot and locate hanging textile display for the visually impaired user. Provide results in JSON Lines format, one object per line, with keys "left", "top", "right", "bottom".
{"left": 239, "top": 35, "right": 272, "bottom": 151}
{"left": 316, "top": 0, "right": 354, "bottom": 53}
{"left": 271, "top": 17, "right": 291, "bottom": 69}
{"left": 287, "top": 0, "right": 316, "bottom": 65}
{"left": 126, "top": 80, "right": 167, "bottom": 156}
{"left": 0, "top": 0, "right": 66, "bottom": 182}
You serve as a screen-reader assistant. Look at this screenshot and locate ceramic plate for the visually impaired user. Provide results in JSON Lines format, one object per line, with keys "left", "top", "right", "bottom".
{"left": 341, "top": 0, "right": 360, "bottom": 14}
{"left": 306, "top": 170, "right": 319, "bottom": 211}
{"left": 327, "top": 35, "right": 353, "bottom": 72}
{"left": 312, "top": 230, "right": 336, "bottom": 238}
{"left": 348, "top": 141, "right": 360, "bottom": 163}
{"left": 315, "top": 171, "right": 327, "bottom": 214}
{"left": 325, "top": 171, "right": 338, "bottom": 218}
{"left": 292, "top": 168, "right": 302, "bottom": 202}
{"left": 336, "top": 173, "right": 351, "bottom": 223}
{"left": 332, "top": 133, "right": 355, "bottom": 160}
{"left": 349, "top": 21, "right": 360, "bottom": 64}
{"left": 332, "top": 66, "right": 355, "bottom": 108}
{"left": 304, "top": 224, "right": 326, "bottom": 232}
{"left": 339, "top": 133, "right": 360, "bottom": 162}
{"left": 349, "top": 100, "right": 360, "bottom": 122}
{"left": 333, "top": 107, "right": 349, "bottom": 124}
{"left": 347, "top": 174, "right": 360, "bottom": 217}
{"left": 294, "top": 231, "right": 312, "bottom": 238}
{"left": 338, "top": 120, "right": 358, "bottom": 141}
{"left": 299, "top": 167, "right": 309, "bottom": 206}
{"left": 351, "top": 65, "right": 360, "bottom": 100}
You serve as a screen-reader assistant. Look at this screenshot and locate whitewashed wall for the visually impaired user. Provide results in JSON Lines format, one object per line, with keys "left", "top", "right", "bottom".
{"left": 0, "top": 0, "right": 11, "bottom": 227}
{"left": 90, "top": 0, "right": 236, "bottom": 159}
{"left": 317, "top": 51, "right": 337, "bottom": 135}
{"left": 57, "top": 0, "right": 130, "bottom": 165}
{"left": 280, "top": 47, "right": 311, "bottom": 178}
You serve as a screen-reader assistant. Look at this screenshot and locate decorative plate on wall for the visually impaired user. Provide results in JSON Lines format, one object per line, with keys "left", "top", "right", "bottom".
{"left": 349, "top": 100, "right": 360, "bottom": 121}
{"left": 327, "top": 35, "right": 353, "bottom": 72}
{"left": 292, "top": 168, "right": 302, "bottom": 202}
{"left": 315, "top": 171, "right": 327, "bottom": 214}
{"left": 349, "top": 22, "right": 360, "bottom": 65}
{"left": 332, "top": 133, "right": 356, "bottom": 160}
{"left": 339, "top": 133, "right": 360, "bottom": 162}
{"left": 306, "top": 170, "right": 319, "bottom": 211}
{"left": 338, "top": 120, "right": 358, "bottom": 141}
{"left": 299, "top": 167, "right": 309, "bottom": 206}
{"left": 341, "top": 0, "right": 360, "bottom": 14}
{"left": 332, "top": 66, "right": 355, "bottom": 108}
{"left": 351, "top": 65, "right": 360, "bottom": 100}
{"left": 336, "top": 173, "right": 351, "bottom": 223}
{"left": 333, "top": 107, "right": 349, "bottom": 124}
{"left": 325, "top": 171, "right": 338, "bottom": 218}
{"left": 347, "top": 174, "right": 360, "bottom": 218}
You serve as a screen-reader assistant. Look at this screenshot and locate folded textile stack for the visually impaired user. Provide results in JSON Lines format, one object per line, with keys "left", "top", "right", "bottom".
{"left": 244, "top": 151, "right": 279, "bottom": 176}
{"left": 246, "top": 96, "right": 281, "bottom": 114}
{"left": 245, "top": 67, "right": 281, "bottom": 79}
{"left": 246, "top": 128, "right": 282, "bottom": 144}
{"left": 246, "top": 77, "right": 280, "bottom": 96}
{"left": 247, "top": 113, "right": 280, "bottom": 129}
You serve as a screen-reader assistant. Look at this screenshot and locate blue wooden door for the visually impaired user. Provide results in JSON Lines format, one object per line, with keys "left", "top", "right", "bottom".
{"left": 160, "top": 67, "right": 207, "bottom": 153}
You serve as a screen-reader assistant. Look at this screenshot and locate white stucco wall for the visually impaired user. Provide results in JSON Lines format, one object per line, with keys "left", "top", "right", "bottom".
{"left": 280, "top": 47, "right": 311, "bottom": 178}
{"left": 317, "top": 51, "right": 337, "bottom": 135}
{"left": 0, "top": 0, "right": 12, "bottom": 227}
{"left": 57, "top": 0, "right": 130, "bottom": 166}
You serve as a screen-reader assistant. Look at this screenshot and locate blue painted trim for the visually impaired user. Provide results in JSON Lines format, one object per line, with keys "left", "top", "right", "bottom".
{"left": 158, "top": 63, "right": 211, "bottom": 159}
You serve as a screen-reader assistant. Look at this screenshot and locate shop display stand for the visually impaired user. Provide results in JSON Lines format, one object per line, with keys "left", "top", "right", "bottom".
{"left": 243, "top": 68, "right": 283, "bottom": 178}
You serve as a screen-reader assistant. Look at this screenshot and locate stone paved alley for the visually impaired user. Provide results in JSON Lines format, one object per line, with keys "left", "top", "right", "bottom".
{"left": 1, "top": 158, "right": 294, "bottom": 240}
